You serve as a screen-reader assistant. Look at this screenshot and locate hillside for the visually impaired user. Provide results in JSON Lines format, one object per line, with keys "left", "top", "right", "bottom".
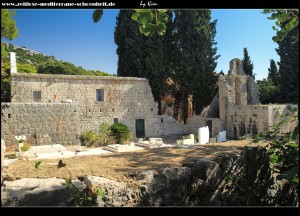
{"left": 1, "top": 42, "right": 113, "bottom": 102}
{"left": 2, "top": 42, "right": 112, "bottom": 76}
{"left": 3, "top": 42, "right": 60, "bottom": 66}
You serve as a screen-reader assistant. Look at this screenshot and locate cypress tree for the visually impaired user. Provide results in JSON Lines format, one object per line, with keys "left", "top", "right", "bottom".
{"left": 114, "top": 10, "right": 171, "bottom": 113}
{"left": 172, "top": 10, "right": 219, "bottom": 123}
{"left": 114, "top": 10, "right": 143, "bottom": 77}
{"left": 192, "top": 10, "right": 219, "bottom": 115}
{"left": 267, "top": 59, "right": 279, "bottom": 86}
{"left": 242, "top": 47, "right": 255, "bottom": 79}
{"left": 276, "top": 26, "right": 299, "bottom": 103}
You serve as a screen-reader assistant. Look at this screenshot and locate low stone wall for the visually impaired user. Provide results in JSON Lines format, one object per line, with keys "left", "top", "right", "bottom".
{"left": 1, "top": 102, "right": 80, "bottom": 146}
{"left": 186, "top": 116, "right": 221, "bottom": 138}
{"left": 226, "top": 104, "right": 298, "bottom": 139}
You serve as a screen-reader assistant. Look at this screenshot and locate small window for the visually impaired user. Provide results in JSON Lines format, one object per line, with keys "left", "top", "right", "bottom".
{"left": 114, "top": 118, "right": 119, "bottom": 123}
{"left": 96, "top": 89, "right": 104, "bottom": 102}
{"left": 33, "top": 91, "right": 41, "bottom": 102}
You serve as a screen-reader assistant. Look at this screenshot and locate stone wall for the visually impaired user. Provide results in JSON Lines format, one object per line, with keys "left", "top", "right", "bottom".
{"left": 186, "top": 116, "right": 221, "bottom": 138}
{"left": 247, "top": 76, "right": 260, "bottom": 105}
{"left": 226, "top": 104, "right": 298, "bottom": 139}
{"left": 267, "top": 104, "right": 298, "bottom": 133}
{"left": 1, "top": 102, "right": 80, "bottom": 146}
{"left": 2, "top": 73, "right": 187, "bottom": 146}
{"left": 10, "top": 74, "right": 159, "bottom": 136}
{"left": 218, "top": 73, "right": 260, "bottom": 125}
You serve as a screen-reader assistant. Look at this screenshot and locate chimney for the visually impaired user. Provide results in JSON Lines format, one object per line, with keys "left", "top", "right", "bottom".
{"left": 10, "top": 52, "right": 17, "bottom": 74}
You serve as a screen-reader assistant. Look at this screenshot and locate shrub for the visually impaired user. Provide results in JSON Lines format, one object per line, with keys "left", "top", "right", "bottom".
{"left": 110, "top": 123, "right": 131, "bottom": 144}
{"left": 79, "top": 130, "right": 98, "bottom": 147}
{"left": 20, "top": 143, "right": 31, "bottom": 152}
{"left": 97, "top": 122, "right": 113, "bottom": 146}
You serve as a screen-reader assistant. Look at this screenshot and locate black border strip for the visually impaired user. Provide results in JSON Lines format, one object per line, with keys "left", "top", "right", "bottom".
{"left": 1, "top": 0, "right": 298, "bottom": 9}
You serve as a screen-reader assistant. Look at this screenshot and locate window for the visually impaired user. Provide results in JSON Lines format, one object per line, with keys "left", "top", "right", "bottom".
{"left": 33, "top": 91, "right": 41, "bottom": 102}
{"left": 96, "top": 89, "right": 104, "bottom": 102}
{"left": 114, "top": 118, "right": 119, "bottom": 123}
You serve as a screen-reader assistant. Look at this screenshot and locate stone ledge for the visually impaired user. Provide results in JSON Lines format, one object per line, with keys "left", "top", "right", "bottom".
{"left": 11, "top": 73, "right": 147, "bottom": 81}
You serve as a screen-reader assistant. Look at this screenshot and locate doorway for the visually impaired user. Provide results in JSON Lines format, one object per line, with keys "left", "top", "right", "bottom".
{"left": 136, "top": 119, "right": 145, "bottom": 138}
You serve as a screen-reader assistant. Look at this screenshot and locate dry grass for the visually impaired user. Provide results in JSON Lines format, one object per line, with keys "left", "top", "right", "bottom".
{"left": 3, "top": 139, "right": 267, "bottom": 184}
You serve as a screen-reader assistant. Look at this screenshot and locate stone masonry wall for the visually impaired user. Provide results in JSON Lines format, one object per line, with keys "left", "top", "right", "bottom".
{"left": 10, "top": 74, "right": 159, "bottom": 138}
{"left": 6, "top": 73, "right": 187, "bottom": 144}
{"left": 218, "top": 74, "right": 260, "bottom": 124}
{"left": 186, "top": 116, "right": 221, "bottom": 138}
{"left": 1, "top": 102, "right": 80, "bottom": 146}
{"left": 226, "top": 104, "right": 269, "bottom": 139}
{"left": 267, "top": 104, "right": 298, "bottom": 133}
{"left": 226, "top": 104, "right": 298, "bottom": 139}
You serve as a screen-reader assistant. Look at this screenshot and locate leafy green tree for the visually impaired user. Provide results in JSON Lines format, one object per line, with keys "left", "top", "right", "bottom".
{"left": 1, "top": 9, "right": 18, "bottom": 102}
{"left": 1, "top": 9, "right": 18, "bottom": 40}
{"left": 276, "top": 26, "right": 299, "bottom": 103}
{"left": 171, "top": 10, "right": 219, "bottom": 122}
{"left": 242, "top": 47, "right": 255, "bottom": 79}
{"left": 1, "top": 64, "right": 11, "bottom": 102}
{"left": 131, "top": 9, "right": 168, "bottom": 36}
{"left": 256, "top": 78, "right": 280, "bottom": 104}
{"left": 94, "top": 9, "right": 168, "bottom": 36}
{"left": 267, "top": 59, "right": 279, "bottom": 86}
{"left": 263, "top": 9, "right": 299, "bottom": 43}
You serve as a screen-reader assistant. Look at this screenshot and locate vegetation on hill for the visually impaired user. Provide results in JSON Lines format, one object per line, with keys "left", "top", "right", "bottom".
{"left": 1, "top": 42, "right": 112, "bottom": 102}
{"left": 2, "top": 42, "right": 112, "bottom": 76}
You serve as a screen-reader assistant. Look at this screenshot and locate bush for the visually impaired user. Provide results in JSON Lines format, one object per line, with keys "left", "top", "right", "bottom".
{"left": 110, "top": 123, "right": 131, "bottom": 144}
{"left": 20, "top": 143, "right": 31, "bottom": 152}
{"left": 97, "top": 122, "right": 113, "bottom": 146}
{"left": 79, "top": 130, "right": 98, "bottom": 147}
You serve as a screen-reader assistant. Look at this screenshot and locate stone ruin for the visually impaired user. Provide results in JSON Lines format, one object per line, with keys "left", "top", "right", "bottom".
{"left": 187, "top": 58, "right": 298, "bottom": 140}
{"left": 228, "top": 58, "right": 245, "bottom": 75}
{"left": 1, "top": 54, "right": 298, "bottom": 147}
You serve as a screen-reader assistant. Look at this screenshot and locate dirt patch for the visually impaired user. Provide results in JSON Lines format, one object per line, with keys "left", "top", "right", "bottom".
{"left": 3, "top": 140, "right": 267, "bottom": 184}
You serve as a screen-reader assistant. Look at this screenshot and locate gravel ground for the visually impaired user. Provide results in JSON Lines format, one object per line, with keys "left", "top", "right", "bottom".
{"left": 2, "top": 139, "right": 267, "bottom": 185}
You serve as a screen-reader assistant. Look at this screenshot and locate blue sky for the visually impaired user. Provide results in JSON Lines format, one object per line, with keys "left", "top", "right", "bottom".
{"left": 3, "top": 9, "right": 279, "bottom": 81}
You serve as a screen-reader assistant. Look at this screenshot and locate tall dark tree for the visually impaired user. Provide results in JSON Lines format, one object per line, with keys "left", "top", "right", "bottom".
{"left": 114, "top": 10, "right": 172, "bottom": 113}
{"left": 114, "top": 10, "right": 142, "bottom": 77}
{"left": 267, "top": 59, "right": 279, "bottom": 86}
{"left": 172, "top": 10, "right": 219, "bottom": 123}
{"left": 242, "top": 47, "right": 255, "bottom": 79}
{"left": 276, "top": 25, "right": 299, "bottom": 103}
